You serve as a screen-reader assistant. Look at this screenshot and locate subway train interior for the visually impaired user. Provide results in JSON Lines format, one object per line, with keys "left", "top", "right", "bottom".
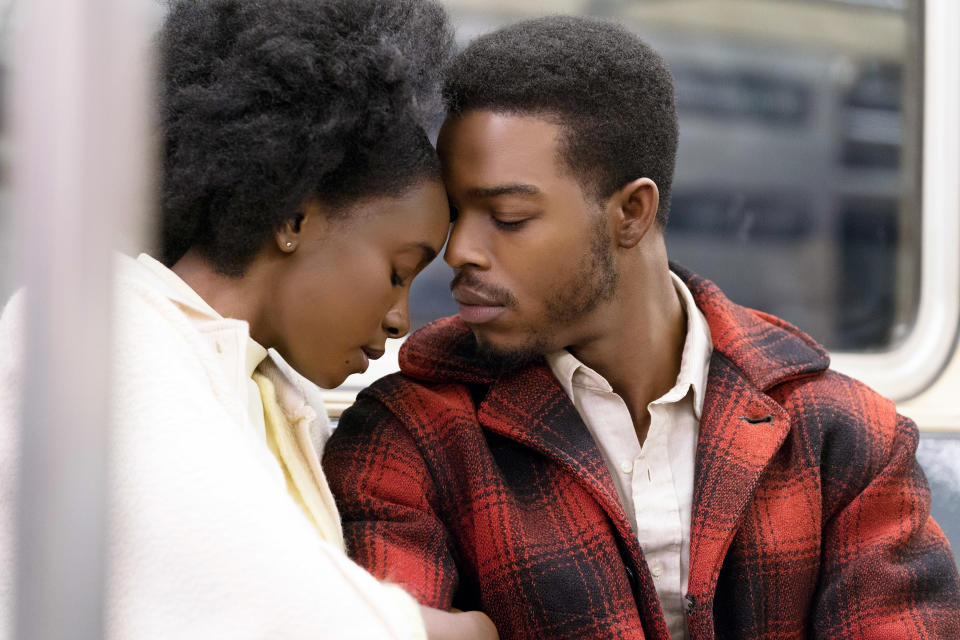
{"left": 1, "top": 0, "right": 958, "bottom": 634}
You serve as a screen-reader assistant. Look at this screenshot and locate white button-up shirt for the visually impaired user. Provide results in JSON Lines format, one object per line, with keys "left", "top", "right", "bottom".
{"left": 547, "top": 272, "right": 712, "bottom": 640}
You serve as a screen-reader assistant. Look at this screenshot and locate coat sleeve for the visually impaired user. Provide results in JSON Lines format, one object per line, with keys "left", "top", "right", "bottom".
{"left": 323, "top": 391, "right": 459, "bottom": 609}
{"left": 813, "top": 408, "right": 960, "bottom": 638}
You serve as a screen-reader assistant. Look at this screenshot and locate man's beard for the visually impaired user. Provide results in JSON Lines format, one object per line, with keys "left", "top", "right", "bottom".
{"left": 473, "top": 213, "right": 618, "bottom": 375}
{"left": 474, "top": 333, "right": 549, "bottom": 377}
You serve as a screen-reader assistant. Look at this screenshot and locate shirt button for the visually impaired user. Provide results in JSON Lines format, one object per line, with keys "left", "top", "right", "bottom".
{"left": 620, "top": 459, "right": 633, "bottom": 474}
{"left": 650, "top": 563, "right": 663, "bottom": 578}
{"left": 215, "top": 340, "right": 223, "bottom": 354}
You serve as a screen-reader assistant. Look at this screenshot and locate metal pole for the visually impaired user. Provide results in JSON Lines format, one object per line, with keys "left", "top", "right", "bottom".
{"left": 11, "top": 0, "right": 153, "bottom": 636}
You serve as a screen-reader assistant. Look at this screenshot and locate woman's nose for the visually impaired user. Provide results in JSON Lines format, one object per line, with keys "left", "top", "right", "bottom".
{"left": 383, "top": 294, "right": 411, "bottom": 339}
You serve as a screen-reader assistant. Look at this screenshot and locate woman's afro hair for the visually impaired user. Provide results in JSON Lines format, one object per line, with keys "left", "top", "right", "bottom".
{"left": 443, "top": 15, "right": 678, "bottom": 226}
{"left": 159, "top": 0, "right": 453, "bottom": 275}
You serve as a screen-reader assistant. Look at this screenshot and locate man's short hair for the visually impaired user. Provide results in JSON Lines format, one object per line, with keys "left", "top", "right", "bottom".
{"left": 443, "top": 15, "right": 678, "bottom": 225}
{"left": 159, "top": 0, "right": 453, "bottom": 275}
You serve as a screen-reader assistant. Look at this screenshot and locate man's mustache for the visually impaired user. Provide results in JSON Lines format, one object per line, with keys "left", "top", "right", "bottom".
{"left": 449, "top": 270, "right": 517, "bottom": 308}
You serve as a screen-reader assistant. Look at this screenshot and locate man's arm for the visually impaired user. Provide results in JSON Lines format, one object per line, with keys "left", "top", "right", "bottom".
{"left": 813, "top": 410, "right": 960, "bottom": 638}
{"left": 324, "top": 392, "right": 460, "bottom": 609}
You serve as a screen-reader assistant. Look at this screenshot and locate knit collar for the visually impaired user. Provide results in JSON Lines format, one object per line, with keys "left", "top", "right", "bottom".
{"left": 135, "top": 253, "right": 268, "bottom": 377}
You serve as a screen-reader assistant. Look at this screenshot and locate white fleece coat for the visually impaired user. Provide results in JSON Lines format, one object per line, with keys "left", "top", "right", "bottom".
{"left": 0, "top": 254, "right": 424, "bottom": 639}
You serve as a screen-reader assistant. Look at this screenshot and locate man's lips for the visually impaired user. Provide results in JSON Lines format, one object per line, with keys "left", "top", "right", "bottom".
{"left": 451, "top": 284, "right": 505, "bottom": 307}
{"left": 457, "top": 304, "right": 506, "bottom": 324}
{"left": 452, "top": 286, "right": 507, "bottom": 325}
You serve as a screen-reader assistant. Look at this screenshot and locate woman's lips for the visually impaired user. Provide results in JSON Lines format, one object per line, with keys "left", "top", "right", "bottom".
{"left": 356, "top": 346, "right": 384, "bottom": 373}
{"left": 362, "top": 346, "right": 385, "bottom": 361}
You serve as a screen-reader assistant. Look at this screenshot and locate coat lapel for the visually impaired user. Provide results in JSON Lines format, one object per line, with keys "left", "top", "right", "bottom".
{"left": 476, "top": 362, "right": 670, "bottom": 638}
{"left": 686, "top": 353, "right": 791, "bottom": 599}
{"left": 400, "top": 318, "right": 633, "bottom": 534}
{"left": 675, "top": 264, "right": 827, "bottom": 604}
{"left": 476, "top": 363, "right": 631, "bottom": 538}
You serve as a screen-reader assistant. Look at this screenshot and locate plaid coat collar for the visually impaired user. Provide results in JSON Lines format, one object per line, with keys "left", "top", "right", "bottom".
{"left": 399, "top": 264, "right": 831, "bottom": 599}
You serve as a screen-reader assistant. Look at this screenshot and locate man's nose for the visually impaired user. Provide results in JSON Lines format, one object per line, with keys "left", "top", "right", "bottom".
{"left": 444, "top": 213, "right": 490, "bottom": 270}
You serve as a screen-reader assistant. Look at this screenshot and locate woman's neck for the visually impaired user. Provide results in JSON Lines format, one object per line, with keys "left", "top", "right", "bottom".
{"left": 171, "top": 248, "right": 272, "bottom": 343}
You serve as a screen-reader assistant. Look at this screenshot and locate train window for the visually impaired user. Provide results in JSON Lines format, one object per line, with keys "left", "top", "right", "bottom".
{"left": 420, "top": 0, "right": 920, "bottom": 343}
{"left": 404, "top": 0, "right": 957, "bottom": 405}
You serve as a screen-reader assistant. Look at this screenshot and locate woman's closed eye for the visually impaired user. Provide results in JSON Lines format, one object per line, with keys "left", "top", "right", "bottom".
{"left": 391, "top": 262, "right": 421, "bottom": 287}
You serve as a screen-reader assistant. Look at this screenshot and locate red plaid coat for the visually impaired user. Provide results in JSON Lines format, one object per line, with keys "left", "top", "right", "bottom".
{"left": 324, "top": 267, "right": 960, "bottom": 639}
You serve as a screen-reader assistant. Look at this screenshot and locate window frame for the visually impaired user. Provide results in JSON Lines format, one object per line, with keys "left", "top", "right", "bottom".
{"left": 831, "top": 0, "right": 960, "bottom": 406}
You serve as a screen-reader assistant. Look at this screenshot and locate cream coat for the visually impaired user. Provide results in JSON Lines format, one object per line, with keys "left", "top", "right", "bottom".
{"left": 0, "top": 254, "right": 424, "bottom": 639}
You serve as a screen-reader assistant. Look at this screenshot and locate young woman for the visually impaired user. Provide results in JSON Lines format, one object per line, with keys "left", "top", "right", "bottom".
{"left": 1, "top": 0, "right": 495, "bottom": 638}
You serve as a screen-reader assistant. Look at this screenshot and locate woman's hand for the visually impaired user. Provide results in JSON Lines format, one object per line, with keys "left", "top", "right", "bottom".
{"left": 419, "top": 605, "right": 499, "bottom": 640}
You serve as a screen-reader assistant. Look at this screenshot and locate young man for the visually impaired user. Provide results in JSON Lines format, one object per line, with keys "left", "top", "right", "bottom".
{"left": 323, "top": 16, "right": 960, "bottom": 640}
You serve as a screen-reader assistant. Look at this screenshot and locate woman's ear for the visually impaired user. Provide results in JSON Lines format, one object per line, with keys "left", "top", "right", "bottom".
{"left": 612, "top": 177, "right": 659, "bottom": 249}
{"left": 276, "top": 212, "right": 306, "bottom": 253}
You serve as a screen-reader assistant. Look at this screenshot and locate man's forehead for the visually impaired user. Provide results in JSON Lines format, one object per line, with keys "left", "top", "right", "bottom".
{"left": 440, "top": 111, "right": 560, "bottom": 151}
{"left": 438, "top": 111, "right": 565, "bottom": 185}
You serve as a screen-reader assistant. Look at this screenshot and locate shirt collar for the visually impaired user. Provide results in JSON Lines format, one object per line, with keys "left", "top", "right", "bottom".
{"left": 547, "top": 271, "right": 713, "bottom": 418}
{"left": 136, "top": 253, "right": 268, "bottom": 377}
{"left": 671, "top": 271, "right": 712, "bottom": 418}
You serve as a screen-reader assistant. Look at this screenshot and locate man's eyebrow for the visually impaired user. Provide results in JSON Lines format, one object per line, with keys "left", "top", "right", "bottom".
{"left": 466, "top": 184, "right": 541, "bottom": 199}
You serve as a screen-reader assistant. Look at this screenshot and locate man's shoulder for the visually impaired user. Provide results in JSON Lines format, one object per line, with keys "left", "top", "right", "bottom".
{"left": 673, "top": 263, "right": 832, "bottom": 391}
{"left": 349, "top": 365, "right": 483, "bottom": 426}
{"left": 396, "top": 315, "right": 496, "bottom": 385}
{"left": 336, "top": 319, "right": 497, "bottom": 439}
{"left": 773, "top": 365, "right": 899, "bottom": 427}
{"left": 675, "top": 263, "right": 902, "bottom": 431}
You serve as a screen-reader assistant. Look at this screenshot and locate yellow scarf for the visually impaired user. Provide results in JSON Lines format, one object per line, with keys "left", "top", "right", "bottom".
{"left": 253, "top": 371, "right": 345, "bottom": 552}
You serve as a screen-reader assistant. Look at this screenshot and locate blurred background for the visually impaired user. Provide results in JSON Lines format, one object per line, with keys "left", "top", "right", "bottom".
{"left": 0, "top": 1, "right": 927, "bottom": 351}
{"left": 412, "top": 0, "right": 922, "bottom": 353}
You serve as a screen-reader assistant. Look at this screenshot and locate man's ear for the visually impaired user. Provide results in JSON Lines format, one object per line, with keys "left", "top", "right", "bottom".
{"left": 612, "top": 177, "right": 659, "bottom": 249}
{"left": 276, "top": 211, "right": 307, "bottom": 253}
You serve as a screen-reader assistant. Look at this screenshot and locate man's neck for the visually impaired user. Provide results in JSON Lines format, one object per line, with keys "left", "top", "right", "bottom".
{"left": 567, "top": 262, "right": 686, "bottom": 446}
